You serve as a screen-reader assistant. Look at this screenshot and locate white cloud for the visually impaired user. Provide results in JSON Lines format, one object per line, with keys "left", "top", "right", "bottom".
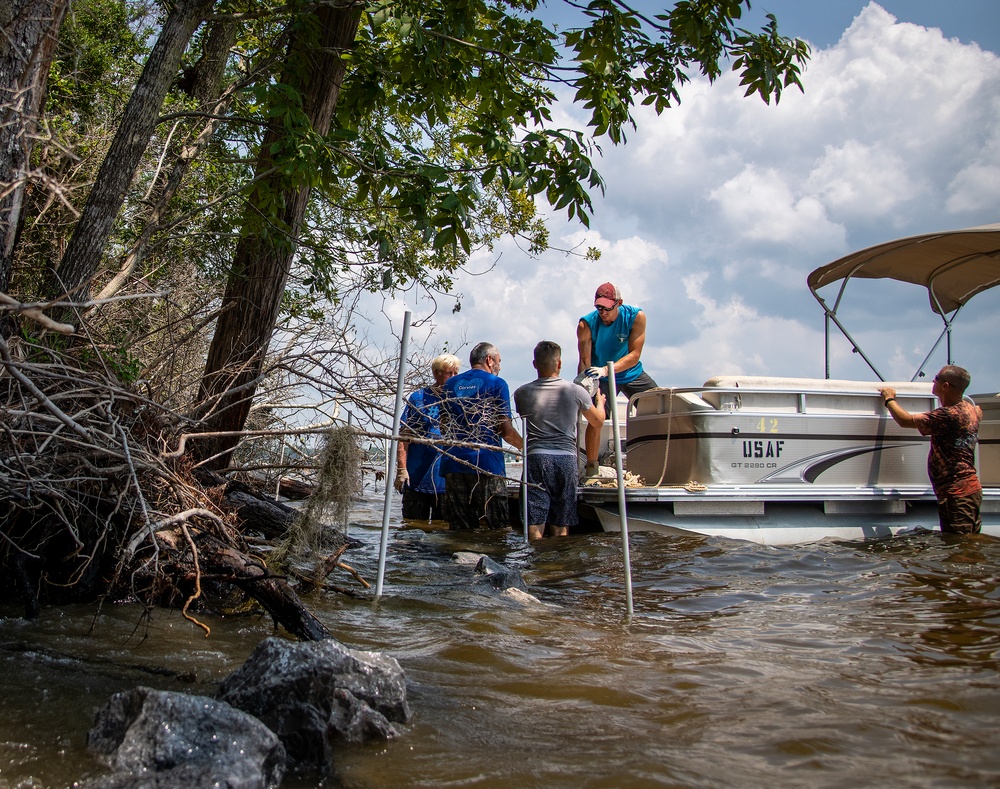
{"left": 947, "top": 162, "right": 1000, "bottom": 213}
{"left": 806, "top": 140, "right": 920, "bottom": 218}
{"left": 644, "top": 273, "right": 825, "bottom": 383}
{"left": 708, "top": 165, "right": 844, "bottom": 248}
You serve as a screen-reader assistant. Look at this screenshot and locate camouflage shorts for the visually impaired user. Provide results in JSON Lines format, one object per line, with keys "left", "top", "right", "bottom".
{"left": 937, "top": 490, "right": 982, "bottom": 534}
{"left": 444, "top": 473, "right": 509, "bottom": 530}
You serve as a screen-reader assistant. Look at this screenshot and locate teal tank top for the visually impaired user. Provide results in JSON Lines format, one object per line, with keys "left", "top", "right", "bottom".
{"left": 582, "top": 304, "right": 644, "bottom": 385}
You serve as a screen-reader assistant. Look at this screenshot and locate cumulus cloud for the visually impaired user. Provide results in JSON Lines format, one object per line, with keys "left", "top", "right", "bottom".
{"left": 947, "top": 163, "right": 1000, "bottom": 213}
{"left": 708, "top": 165, "right": 844, "bottom": 249}
{"left": 645, "top": 273, "right": 825, "bottom": 383}
{"left": 806, "top": 140, "right": 919, "bottom": 218}
{"left": 378, "top": 2, "right": 1000, "bottom": 395}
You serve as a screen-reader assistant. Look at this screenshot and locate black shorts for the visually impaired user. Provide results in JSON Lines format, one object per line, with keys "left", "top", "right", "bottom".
{"left": 401, "top": 486, "right": 448, "bottom": 523}
{"left": 598, "top": 371, "right": 658, "bottom": 416}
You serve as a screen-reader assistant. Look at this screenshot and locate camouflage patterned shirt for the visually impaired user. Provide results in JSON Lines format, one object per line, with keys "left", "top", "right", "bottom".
{"left": 913, "top": 400, "right": 982, "bottom": 498}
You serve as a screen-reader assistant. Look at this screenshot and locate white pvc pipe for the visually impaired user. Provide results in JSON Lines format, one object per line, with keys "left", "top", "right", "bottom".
{"left": 275, "top": 442, "right": 285, "bottom": 499}
{"left": 376, "top": 310, "right": 411, "bottom": 598}
{"left": 606, "top": 363, "right": 633, "bottom": 618}
{"left": 520, "top": 415, "right": 529, "bottom": 541}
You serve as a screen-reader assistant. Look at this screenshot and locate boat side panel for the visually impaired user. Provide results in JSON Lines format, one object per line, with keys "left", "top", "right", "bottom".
{"left": 591, "top": 500, "right": 1000, "bottom": 545}
{"left": 625, "top": 387, "right": 936, "bottom": 487}
{"left": 973, "top": 394, "right": 999, "bottom": 486}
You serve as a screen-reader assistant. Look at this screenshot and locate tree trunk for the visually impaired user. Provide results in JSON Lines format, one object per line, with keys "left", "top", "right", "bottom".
{"left": 94, "top": 18, "right": 240, "bottom": 303}
{"left": 194, "top": 4, "right": 362, "bottom": 468}
{"left": 46, "top": 0, "right": 215, "bottom": 303}
{"left": 0, "top": 0, "right": 69, "bottom": 294}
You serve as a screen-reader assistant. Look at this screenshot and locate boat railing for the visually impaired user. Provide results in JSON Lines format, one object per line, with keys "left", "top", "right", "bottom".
{"left": 629, "top": 378, "right": 936, "bottom": 418}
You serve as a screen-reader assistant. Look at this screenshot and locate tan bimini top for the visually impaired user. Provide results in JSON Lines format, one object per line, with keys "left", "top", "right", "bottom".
{"left": 808, "top": 223, "right": 1000, "bottom": 314}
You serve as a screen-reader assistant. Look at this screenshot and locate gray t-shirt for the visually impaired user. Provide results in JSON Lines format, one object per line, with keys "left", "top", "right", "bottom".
{"left": 513, "top": 376, "right": 593, "bottom": 455}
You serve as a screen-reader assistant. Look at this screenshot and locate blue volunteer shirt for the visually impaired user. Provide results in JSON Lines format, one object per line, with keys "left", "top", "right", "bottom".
{"left": 400, "top": 386, "right": 446, "bottom": 494}
{"left": 440, "top": 368, "right": 512, "bottom": 477}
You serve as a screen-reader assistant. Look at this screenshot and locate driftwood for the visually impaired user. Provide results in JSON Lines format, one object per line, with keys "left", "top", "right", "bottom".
{"left": 195, "top": 469, "right": 299, "bottom": 539}
{"left": 241, "top": 474, "right": 315, "bottom": 501}
{"left": 224, "top": 489, "right": 297, "bottom": 538}
{"left": 291, "top": 544, "right": 370, "bottom": 596}
{"left": 275, "top": 476, "right": 315, "bottom": 500}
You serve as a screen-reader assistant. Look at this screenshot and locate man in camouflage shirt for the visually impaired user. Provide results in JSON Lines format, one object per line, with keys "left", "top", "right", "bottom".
{"left": 880, "top": 365, "right": 983, "bottom": 534}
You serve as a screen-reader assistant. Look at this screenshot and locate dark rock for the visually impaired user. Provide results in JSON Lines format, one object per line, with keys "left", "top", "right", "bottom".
{"left": 327, "top": 687, "right": 401, "bottom": 743}
{"left": 474, "top": 555, "right": 527, "bottom": 591}
{"left": 217, "top": 637, "right": 410, "bottom": 774}
{"left": 85, "top": 686, "right": 285, "bottom": 789}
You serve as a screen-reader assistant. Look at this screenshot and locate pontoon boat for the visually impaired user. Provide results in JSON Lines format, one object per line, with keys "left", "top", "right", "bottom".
{"left": 578, "top": 224, "right": 1000, "bottom": 544}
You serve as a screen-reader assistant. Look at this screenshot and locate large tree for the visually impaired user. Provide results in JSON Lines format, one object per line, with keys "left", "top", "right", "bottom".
{"left": 194, "top": 1, "right": 364, "bottom": 465}
{"left": 0, "top": 0, "right": 69, "bottom": 293}
{"left": 44, "top": 0, "right": 216, "bottom": 303}
{"left": 193, "top": 0, "right": 809, "bottom": 466}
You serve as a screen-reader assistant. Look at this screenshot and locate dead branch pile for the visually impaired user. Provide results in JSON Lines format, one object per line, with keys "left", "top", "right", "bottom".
{"left": 0, "top": 330, "right": 339, "bottom": 639}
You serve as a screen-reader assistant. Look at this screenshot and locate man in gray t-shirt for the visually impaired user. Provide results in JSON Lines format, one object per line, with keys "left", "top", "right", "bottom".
{"left": 514, "top": 341, "right": 606, "bottom": 540}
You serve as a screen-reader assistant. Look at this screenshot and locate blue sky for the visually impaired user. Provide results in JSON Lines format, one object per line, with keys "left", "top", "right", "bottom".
{"left": 744, "top": 0, "right": 1000, "bottom": 51}
{"left": 373, "top": 1, "right": 1000, "bottom": 403}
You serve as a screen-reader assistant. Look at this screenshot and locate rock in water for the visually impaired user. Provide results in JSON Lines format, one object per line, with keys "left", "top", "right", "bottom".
{"left": 474, "top": 555, "right": 527, "bottom": 591}
{"left": 217, "top": 637, "right": 410, "bottom": 776}
{"left": 86, "top": 686, "right": 285, "bottom": 788}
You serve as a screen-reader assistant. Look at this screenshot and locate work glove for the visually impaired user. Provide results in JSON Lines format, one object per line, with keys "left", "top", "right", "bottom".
{"left": 587, "top": 366, "right": 606, "bottom": 379}
{"left": 573, "top": 370, "right": 599, "bottom": 398}
{"left": 393, "top": 467, "right": 409, "bottom": 493}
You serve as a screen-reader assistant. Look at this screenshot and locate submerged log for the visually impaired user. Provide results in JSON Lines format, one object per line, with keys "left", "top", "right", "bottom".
{"left": 147, "top": 527, "right": 333, "bottom": 642}
{"left": 194, "top": 469, "right": 310, "bottom": 540}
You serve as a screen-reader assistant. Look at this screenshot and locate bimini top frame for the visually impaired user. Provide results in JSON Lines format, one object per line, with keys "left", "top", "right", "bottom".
{"left": 807, "top": 223, "right": 1000, "bottom": 381}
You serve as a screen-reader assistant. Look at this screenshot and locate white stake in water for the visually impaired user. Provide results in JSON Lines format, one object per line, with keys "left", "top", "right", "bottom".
{"left": 376, "top": 310, "right": 411, "bottom": 598}
{"left": 607, "top": 363, "right": 633, "bottom": 618}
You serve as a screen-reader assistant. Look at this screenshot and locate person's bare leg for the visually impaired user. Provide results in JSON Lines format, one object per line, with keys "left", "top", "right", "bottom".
{"left": 551, "top": 525, "right": 568, "bottom": 537}
{"left": 585, "top": 423, "right": 600, "bottom": 475}
{"left": 528, "top": 524, "right": 545, "bottom": 541}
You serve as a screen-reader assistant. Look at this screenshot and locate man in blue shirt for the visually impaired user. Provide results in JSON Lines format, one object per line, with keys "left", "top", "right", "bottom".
{"left": 577, "top": 282, "right": 658, "bottom": 477}
{"left": 394, "top": 353, "right": 461, "bottom": 522}
{"left": 440, "top": 342, "right": 523, "bottom": 530}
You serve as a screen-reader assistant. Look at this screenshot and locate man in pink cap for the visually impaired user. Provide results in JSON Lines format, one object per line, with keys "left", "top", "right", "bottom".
{"left": 577, "top": 282, "right": 658, "bottom": 477}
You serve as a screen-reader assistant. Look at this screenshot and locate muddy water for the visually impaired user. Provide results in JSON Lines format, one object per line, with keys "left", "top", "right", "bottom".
{"left": 2, "top": 483, "right": 999, "bottom": 788}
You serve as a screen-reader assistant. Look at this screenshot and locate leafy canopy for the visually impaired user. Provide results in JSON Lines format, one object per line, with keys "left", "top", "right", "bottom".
{"left": 322, "top": 0, "right": 808, "bottom": 261}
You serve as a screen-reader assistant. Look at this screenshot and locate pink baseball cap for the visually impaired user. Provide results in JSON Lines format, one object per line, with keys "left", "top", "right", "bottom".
{"left": 594, "top": 282, "right": 621, "bottom": 309}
